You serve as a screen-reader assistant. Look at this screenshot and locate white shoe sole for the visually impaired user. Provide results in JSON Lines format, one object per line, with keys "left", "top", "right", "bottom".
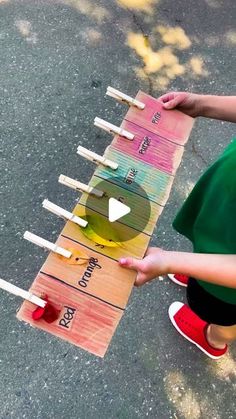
{"left": 168, "top": 302, "right": 225, "bottom": 360}
{"left": 167, "top": 274, "right": 188, "bottom": 287}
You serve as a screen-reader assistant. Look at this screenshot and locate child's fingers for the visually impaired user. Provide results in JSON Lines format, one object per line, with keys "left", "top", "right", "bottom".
{"left": 119, "top": 257, "right": 142, "bottom": 271}
{"left": 163, "top": 95, "right": 184, "bottom": 109}
{"left": 135, "top": 273, "right": 148, "bottom": 287}
{"left": 158, "top": 92, "right": 176, "bottom": 103}
{"left": 160, "top": 92, "right": 176, "bottom": 102}
{"left": 159, "top": 92, "right": 188, "bottom": 110}
{"left": 119, "top": 258, "right": 148, "bottom": 287}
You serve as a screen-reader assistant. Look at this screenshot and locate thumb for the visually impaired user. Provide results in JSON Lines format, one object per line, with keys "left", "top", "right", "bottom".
{"left": 163, "top": 97, "right": 179, "bottom": 109}
{"left": 119, "top": 257, "right": 143, "bottom": 271}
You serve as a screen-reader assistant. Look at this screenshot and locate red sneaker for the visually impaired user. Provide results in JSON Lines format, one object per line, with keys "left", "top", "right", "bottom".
{"left": 167, "top": 273, "right": 189, "bottom": 287}
{"left": 168, "top": 302, "right": 227, "bottom": 359}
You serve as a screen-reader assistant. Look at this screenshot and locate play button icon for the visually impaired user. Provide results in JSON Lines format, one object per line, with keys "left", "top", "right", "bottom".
{"left": 83, "top": 175, "right": 151, "bottom": 242}
{"left": 108, "top": 198, "right": 131, "bottom": 222}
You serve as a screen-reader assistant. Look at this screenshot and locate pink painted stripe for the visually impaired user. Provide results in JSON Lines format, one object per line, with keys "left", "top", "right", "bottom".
{"left": 113, "top": 120, "right": 184, "bottom": 175}
{"left": 17, "top": 273, "right": 123, "bottom": 358}
{"left": 124, "top": 91, "right": 194, "bottom": 145}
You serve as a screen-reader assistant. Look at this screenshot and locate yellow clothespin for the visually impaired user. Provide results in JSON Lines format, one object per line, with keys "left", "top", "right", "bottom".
{"left": 106, "top": 86, "right": 145, "bottom": 110}
{"left": 94, "top": 117, "right": 134, "bottom": 141}
{"left": 77, "top": 146, "right": 118, "bottom": 170}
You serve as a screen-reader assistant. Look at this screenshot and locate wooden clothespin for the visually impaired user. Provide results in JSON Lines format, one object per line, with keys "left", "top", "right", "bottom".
{"left": 0, "top": 278, "right": 60, "bottom": 323}
{"left": 42, "top": 199, "right": 88, "bottom": 227}
{"left": 94, "top": 117, "right": 134, "bottom": 141}
{"left": 106, "top": 86, "right": 145, "bottom": 110}
{"left": 24, "top": 231, "right": 93, "bottom": 266}
{"left": 77, "top": 146, "right": 118, "bottom": 170}
{"left": 0, "top": 277, "right": 46, "bottom": 308}
{"left": 59, "top": 175, "right": 104, "bottom": 198}
{"left": 24, "top": 231, "right": 72, "bottom": 258}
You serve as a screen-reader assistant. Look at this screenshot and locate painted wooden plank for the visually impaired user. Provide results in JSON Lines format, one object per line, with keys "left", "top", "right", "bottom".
{"left": 62, "top": 204, "right": 151, "bottom": 260}
{"left": 112, "top": 120, "right": 184, "bottom": 175}
{"left": 17, "top": 90, "right": 194, "bottom": 357}
{"left": 125, "top": 91, "right": 194, "bottom": 145}
{"left": 38, "top": 236, "right": 136, "bottom": 309}
{"left": 17, "top": 273, "right": 123, "bottom": 358}
{"left": 79, "top": 175, "right": 163, "bottom": 235}
{"left": 95, "top": 148, "right": 174, "bottom": 206}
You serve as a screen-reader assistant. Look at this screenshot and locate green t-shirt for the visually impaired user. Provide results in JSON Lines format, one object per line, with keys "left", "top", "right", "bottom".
{"left": 173, "top": 138, "right": 236, "bottom": 305}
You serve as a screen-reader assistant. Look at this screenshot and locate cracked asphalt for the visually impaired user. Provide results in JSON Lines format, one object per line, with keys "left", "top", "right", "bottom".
{"left": 0, "top": 1, "right": 236, "bottom": 418}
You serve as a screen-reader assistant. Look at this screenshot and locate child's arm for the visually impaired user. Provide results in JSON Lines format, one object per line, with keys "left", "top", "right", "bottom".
{"left": 199, "top": 95, "right": 236, "bottom": 122}
{"left": 167, "top": 251, "right": 236, "bottom": 287}
{"left": 159, "top": 92, "right": 236, "bottom": 122}
{"left": 119, "top": 248, "right": 236, "bottom": 288}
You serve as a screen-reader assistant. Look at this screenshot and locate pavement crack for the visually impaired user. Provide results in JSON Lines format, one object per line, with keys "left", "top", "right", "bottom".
{"left": 126, "top": 8, "right": 154, "bottom": 96}
{"left": 189, "top": 138, "right": 208, "bottom": 166}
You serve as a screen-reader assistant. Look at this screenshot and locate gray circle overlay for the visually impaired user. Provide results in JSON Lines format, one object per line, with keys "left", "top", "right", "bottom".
{"left": 83, "top": 176, "right": 151, "bottom": 242}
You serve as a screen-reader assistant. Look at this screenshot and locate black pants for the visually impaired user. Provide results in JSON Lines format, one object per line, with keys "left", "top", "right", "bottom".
{"left": 187, "top": 278, "right": 236, "bottom": 326}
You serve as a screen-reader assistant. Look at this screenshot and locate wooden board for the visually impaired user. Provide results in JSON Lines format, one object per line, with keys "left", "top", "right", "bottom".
{"left": 95, "top": 148, "right": 174, "bottom": 206}
{"left": 112, "top": 121, "right": 184, "bottom": 175}
{"left": 124, "top": 91, "right": 194, "bottom": 145}
{"left": 17, "top": 91, "right": 194, "bottom": 357}
{"left": 79, "top": 175, "right": 163, "bottom": 235}
{"left": 62, "top": 205, "right": 151, "bottom": 259}
{"left": 20, "top": 273, "right": 123, "bottom": 357}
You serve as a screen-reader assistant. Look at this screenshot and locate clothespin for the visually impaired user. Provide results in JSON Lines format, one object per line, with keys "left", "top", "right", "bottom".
{"left": 24, "top": 231, "right": 72, "bottom": 258}
{"left": 106, "top": 86, "right": 145, "bottom": 110}
{"left": 0, "top": 277, "right": 46, "bottom": 308}
{"left": 77, "top": 146, "right": 118, "bottom": 170}
{"left": 58, "top": 175, "right": 104, "bottom": 198}
{"left": 42, "top": 199, "right": 88, "bottom": 227}
{"left": 24, "top": 231, "right": 93, "bottom": 266}
{"left": 94, "top": 117, "right": 134, "bottom": 141}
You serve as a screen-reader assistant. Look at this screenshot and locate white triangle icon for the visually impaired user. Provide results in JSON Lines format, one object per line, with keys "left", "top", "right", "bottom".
{"left": 108, "top": 198, "right": 131, "bottom": 222}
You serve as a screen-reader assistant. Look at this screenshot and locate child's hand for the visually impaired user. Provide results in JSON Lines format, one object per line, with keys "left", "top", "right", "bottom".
{"left": 119, "top": 247, "right": 169, "bottom": 287}
{"left": 158, "top": 91, "right": 202, "bottom": 118}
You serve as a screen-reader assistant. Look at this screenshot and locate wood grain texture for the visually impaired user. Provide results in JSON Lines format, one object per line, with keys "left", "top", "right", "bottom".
{"left": 63, "top": 205, "right": 151, "bottom": 260}
{"left": 125, "top": 91, "right": 194, "bottom": 145}
{"left": 96, "top": 148, "right": 174, "bottom": 206}
{"left": 17, "top": 273, "right": 123, "bottom": 357}
{"left": 79, "top": 175, "right": 163, "bottom": 235}
{"left": 112, "top": 120, "right": 184, "bottom": 175}
{"left": 39, "top": 236, "right": 136, "bottom": 309}
{"left": 17, "top": 91, "right": 194, "bottom": 357}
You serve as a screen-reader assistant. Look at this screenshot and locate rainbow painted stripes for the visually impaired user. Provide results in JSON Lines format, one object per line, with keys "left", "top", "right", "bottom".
{"left": 17, "top": 91, "right": 194, "bottom": 357}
